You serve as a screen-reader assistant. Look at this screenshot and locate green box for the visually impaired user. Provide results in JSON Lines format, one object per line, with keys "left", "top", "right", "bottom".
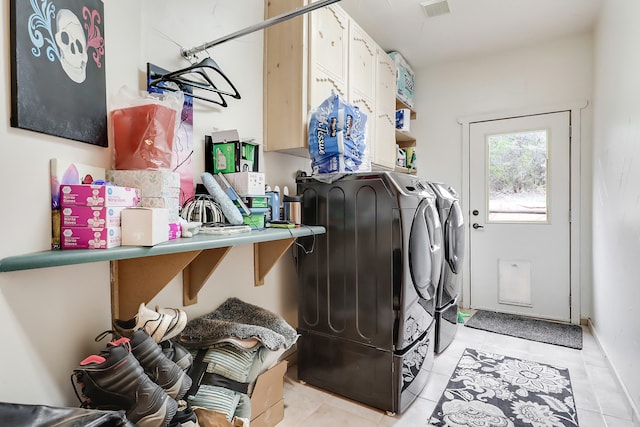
{"left": 243, "top": 213, "right": 265, "bottom": 229}
{"left": 212, "top": 142, "right": 237, "bottom": 174}
{"left": 205, "top": 135, "right": 259, "bottom": 175}
{"left": 241, "top": 195, "right": 269, "bottom": 208}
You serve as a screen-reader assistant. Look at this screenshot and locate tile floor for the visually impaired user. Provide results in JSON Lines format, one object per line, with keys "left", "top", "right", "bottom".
{"left": 278, "top": 322, "right": 638, "bottom": 426}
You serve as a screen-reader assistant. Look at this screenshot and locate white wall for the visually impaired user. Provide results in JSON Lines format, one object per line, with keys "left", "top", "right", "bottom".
{"left": 414, "top": 34, "right": 594, "bottom": 315}
{"left": 135, "top": 0, "right": 311, "bottom": 322}
{"left": 8, "top": 1, "right": 633, "bottom": 417}
{"left": 591, "top": 0, "right": 640, "bottom": 418}
{"left": 0, "top": 0, "right": 309, "bottom": 406}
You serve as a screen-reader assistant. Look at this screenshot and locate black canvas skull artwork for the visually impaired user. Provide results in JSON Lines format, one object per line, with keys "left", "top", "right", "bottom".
{"left": 10, "top": 0, "right": 107, "bottom": 147}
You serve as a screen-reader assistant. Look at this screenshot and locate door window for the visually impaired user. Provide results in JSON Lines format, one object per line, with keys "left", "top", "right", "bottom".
{"left": 486, "top": 130, "right": 549, "bottom": 223}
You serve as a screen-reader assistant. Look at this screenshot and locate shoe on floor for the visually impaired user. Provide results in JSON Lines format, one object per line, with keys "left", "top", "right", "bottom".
{"left": 113, "top": 303, "right": 187, "bottom": 343}
{"left": 114, "top": 329, "right": 192, "bottom": 400}
{"left": 72, "top": 338, "right": 178, "bottom": 427}
{"left": 156, "top": 306, "right": 188, "bottom": 340}
{"left": 160, "top": 340, "right": 194, "bottom": 373}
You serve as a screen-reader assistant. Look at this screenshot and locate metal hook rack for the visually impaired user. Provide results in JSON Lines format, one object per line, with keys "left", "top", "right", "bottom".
{"left": 150, "top": 0, "right": 342, "bottom": 106}
{"left": 181, "top": 0, "right": 342, "bottom": 60}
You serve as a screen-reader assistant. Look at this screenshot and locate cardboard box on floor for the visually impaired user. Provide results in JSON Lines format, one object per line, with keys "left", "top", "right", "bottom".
{"left": 250, "top": 361, "right": 287, "bottom": 427}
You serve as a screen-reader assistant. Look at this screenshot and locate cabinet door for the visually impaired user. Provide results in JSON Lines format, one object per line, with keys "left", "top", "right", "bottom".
{"left": 373, "top": 49, "right": 397, "bottom": 169}
{"left": 309, "top": 5, "right": 349, "bottom": 110}
{"left": 350, "top": 96, "right": 376, "bottom": 163}
{"left": 348, "top": 21, "right": 377, "bottom": 164}
{"left": 309, "top": 69, "right": 348, "bottom": 114}
{"left": 264, "top": 0, "right": 307, "bottom": 152}
{"left": 348, "top": 21, "right": 376, "bottom": 103}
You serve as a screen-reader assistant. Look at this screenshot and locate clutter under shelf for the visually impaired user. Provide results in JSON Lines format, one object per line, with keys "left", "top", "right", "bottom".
{"left": 0, "top": 226, "right": 325, "bottom": 320}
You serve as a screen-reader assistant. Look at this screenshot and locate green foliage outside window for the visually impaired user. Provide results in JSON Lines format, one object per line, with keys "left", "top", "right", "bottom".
{"left": 488, "top": 131, "right": 547, "bottom": 195}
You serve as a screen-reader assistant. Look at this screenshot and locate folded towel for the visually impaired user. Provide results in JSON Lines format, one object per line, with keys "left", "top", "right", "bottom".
{"left": 179, "top": 298, "right": 298, "bottom": 351}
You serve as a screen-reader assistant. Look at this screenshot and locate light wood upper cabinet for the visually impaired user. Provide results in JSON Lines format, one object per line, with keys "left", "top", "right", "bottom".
{"left": 263, "top": 0, "right": 308, "bottom": 155}
{"left": 264, "top": 1, "right": 399, "bottom": 167}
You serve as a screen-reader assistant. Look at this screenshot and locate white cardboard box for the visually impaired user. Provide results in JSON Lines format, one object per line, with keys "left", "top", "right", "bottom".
{"left": 388, "top": 51, "right": 415, "bottom": 109}
{"left": 121, "top": 207, "right": 169, "bottom": 246}
{"left": 223, "top": 172, "right": 265, "bottom": 195}
{"left": 396, "top": 108, "right": 411, "bottom": 132}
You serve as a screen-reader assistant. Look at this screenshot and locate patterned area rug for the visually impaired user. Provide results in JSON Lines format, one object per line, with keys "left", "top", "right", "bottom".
{"left": 429, "top": 348, "right": 579, "bottom": 426}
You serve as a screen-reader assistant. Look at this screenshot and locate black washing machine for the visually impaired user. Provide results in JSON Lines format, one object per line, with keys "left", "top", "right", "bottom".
{"left": 295, "top": 172, "right": 443, "bottom": 414}
{"left": 427, "top": 181, "right": 465, "bottom": 353}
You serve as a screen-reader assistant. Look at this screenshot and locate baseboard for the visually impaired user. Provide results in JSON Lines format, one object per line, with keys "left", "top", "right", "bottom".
{"left": 588, "top": 319, "right": 640, "bottom": 424}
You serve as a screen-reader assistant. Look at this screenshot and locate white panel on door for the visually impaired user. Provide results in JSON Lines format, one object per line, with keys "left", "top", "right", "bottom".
{"left": 498, "top": 259, "right": 532, "bottom": 306}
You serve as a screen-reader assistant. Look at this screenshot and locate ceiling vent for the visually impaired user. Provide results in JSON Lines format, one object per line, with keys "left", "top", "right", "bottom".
{"left": 421, "top": 0, "right": 451, "bottom": 17}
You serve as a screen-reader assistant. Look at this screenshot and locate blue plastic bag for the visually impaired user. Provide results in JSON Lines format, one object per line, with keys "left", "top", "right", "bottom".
{"left": 308, "top": 92, "right": 368, "bottom": 174}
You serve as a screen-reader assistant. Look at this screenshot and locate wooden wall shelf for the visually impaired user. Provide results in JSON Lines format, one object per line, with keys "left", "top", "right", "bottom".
{"left": 395, "top": 99, "right": 416, "bottom": 120}
{"left": 0, "top": 226, "right": 325, "bottom": 320}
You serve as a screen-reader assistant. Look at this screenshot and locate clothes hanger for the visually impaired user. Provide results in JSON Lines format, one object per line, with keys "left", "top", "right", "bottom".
{"left": 148, "top": 57, "right": 241, "bottom": 107}
{"left": 149, "top": 0, "right": 341, "bottom": 107}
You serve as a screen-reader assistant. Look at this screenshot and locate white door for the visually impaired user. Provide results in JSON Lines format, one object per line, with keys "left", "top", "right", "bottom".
{"left": 469, "top": 111, "right": 571, "bottom": 321}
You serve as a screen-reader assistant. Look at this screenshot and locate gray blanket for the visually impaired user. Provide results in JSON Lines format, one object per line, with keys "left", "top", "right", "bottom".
{"left": 179, "top": 298, "right": 298, "bottom": 351}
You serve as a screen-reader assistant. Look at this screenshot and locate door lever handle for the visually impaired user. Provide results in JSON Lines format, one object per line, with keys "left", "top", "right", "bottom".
{"left": 472, "top": 223, "right": 484, "bottom": 229}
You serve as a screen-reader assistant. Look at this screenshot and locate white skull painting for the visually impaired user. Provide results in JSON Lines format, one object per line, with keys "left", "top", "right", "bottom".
{"left": 54, "top": 9, "right": 88, "bottom": 83}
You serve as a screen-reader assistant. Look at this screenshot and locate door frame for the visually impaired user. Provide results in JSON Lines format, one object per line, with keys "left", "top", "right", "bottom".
{"left": 458, "top": 102, "right": 587, "bottom": 325}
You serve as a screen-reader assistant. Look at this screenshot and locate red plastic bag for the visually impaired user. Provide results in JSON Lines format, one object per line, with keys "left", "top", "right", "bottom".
{"left": 109, "top": 86, "right": 184, "bottom": 170}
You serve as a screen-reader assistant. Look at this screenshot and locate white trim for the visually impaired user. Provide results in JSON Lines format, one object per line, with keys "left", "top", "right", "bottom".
{"left": 458, "top": 101, "right": 587, "bottom": 325}
{"left": 589, "top": 319, "right": 640, "bottom": 423}
{"left": 458, "top": 101, "right": 588, "bottom": 125}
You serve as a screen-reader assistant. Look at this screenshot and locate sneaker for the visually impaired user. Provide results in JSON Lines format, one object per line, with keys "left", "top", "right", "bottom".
{"left": 113, "top": 303, "right": 187, "bottom": 343}
{"left": 72, "top": 338, "right": 177, "bottom": 427}
{"left": 156, "top": 306, "right": 188, "bottom": 341}
{"left": 115, "top": 329, "right": 192, "bottom": 400}
{"left": 160, "top": 340, "right": 194, "bottom": 373}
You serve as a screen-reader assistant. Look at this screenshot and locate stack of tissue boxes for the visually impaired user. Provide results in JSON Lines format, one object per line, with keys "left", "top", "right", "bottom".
{"left": 59, "top": 185, "right": 140, "bottom": 249}
{"left": 106, "top": 169, "right": 181, "bottom": 239}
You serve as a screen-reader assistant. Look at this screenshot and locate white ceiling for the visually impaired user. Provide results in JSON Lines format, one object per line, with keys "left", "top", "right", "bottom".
{"left": 339, "top": 0, "right": 603, "bottom": 69}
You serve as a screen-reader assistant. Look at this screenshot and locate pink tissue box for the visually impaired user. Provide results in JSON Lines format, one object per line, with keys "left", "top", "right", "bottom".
{"left": 60, "top": 184, "right": 140, "bottom": 207}
{"left": 61, "top": 227, "right": 121, "bottom": 249}
{"left": 61, "top": 206, "right": 125, "bottom": 228}
{"left": 168, "top": 222, "right": 181, "bottom": 240}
